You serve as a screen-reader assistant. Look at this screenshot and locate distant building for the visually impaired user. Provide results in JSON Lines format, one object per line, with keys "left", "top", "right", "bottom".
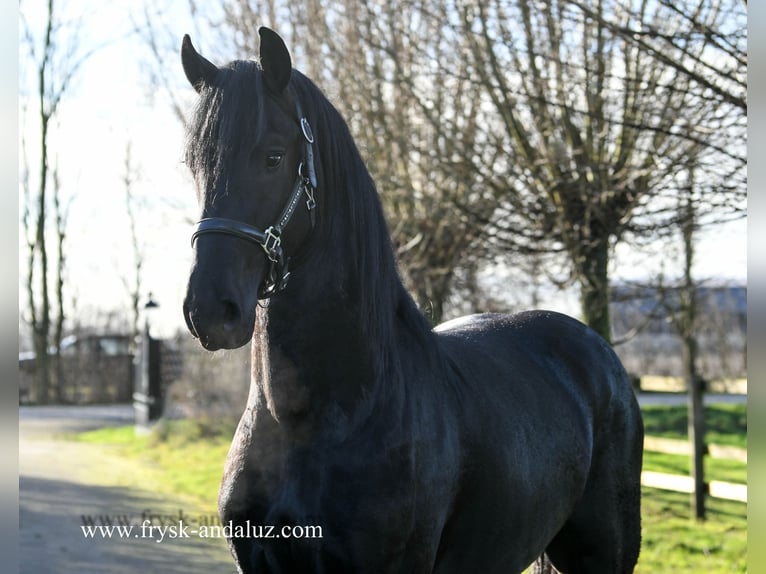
{"left": 610, "top": 284, "right": 746, "bottom": 381}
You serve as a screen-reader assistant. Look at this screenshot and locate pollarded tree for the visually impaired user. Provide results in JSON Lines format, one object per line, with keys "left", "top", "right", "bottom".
{"left": 446, "top": 0, "right": 746, "bottom": 341}
{"left": 139, "top": 0, "right": 745, "bottom": 334}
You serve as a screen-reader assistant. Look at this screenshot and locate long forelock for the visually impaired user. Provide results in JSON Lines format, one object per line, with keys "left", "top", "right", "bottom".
{"left": 184, "top": 60, "right": 267, "bottom": 192}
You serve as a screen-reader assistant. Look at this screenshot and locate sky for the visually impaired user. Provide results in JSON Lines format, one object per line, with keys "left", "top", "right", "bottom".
{"left": 19, "top": 0, "right": 199, "bottom": 340}
{"left": 16, "top": 0, "right": 748, "bottom": 345}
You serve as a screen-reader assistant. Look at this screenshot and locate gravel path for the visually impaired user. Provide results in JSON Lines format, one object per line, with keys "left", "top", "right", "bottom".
{"left": 19, "top": 406, "right": 235, "bottom": 574}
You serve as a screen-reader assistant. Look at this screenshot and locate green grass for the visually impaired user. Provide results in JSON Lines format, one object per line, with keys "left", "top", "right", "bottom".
{"left": 641, "top": 403, "right": 747, "bottom": 487}
{"left": 73, "top": 418, "right": 237, "bottom": 510}
{"left": 642, "top": 451, "right": 746, "bottom": 485}
{"left": 74, "top": 405, "right": 747, "bottom": 573}
{"left": 638, "top": 404, "right": 747, "bottom": 572}
{"left": 641, "top": 404, "right": 747, "bottom": 449}
{"left": 638, "top": 488, "right": 746, "bottom": 573}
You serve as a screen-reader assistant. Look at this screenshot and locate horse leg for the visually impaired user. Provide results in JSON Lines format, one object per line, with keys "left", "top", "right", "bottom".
{"left": 543, "top": 478, "right": 641, "bottom": 572}
{"left": 543, "top": 416, "right": 642, "bottom": 573}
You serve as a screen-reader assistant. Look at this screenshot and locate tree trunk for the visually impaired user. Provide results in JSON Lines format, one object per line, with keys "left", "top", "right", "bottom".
{"left": 33, "top": 109, "right": 52, "bottom": 404}
{"left": 576, "top": 237, "right": 612, "bottom": 343}
{"left": 680, "top": 179, "right": 705, "bottom": 520}
{"left": 22, "top": 0, "right": 96, "bottom": 404}
{"left": 53, "top": 162, "right": 66, "bottom": 403}
{"left": 32, "top": 333, "right": 51, "bottom": 404}
{"left": 684, "top": 335, "right": 706, "bottom": 520}
{"left": 27, "top": 0, "right": 55, "bottom": 405}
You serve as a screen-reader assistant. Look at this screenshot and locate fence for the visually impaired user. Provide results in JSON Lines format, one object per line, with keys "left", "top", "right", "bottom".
{"left": 19, "top": 353, "right": 134, "bottom": 404}
{"left": 641, "top": 435, "right": 747, "bottom": 503}
{"left": 18, "top": 336, "right": 183, "bottom": 406}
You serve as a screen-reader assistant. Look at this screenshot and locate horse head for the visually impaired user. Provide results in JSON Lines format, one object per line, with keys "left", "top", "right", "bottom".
{"left": 181, "top": 28, "right": 317, "bottom": 350}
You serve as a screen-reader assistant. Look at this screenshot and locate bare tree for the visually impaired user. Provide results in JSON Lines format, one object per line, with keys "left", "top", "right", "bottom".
{"left": 433, "top": 0, "right": 746, "bottom": 340}
{"left": 121, "top": 142, "right": 144, "bottom": 346}
{"left": 140, "top": 0, "right": 744, "bottom": 334}
{"left": 131, "top": 2, "right": 192, "bottom": 126}
{"left": 654, "top": 147, "right": 743, "bottom": 520}
{"left": 670, "top": 165, "right": 706, "bottom": 520}
{"left": 317, "top": 0, "right": 497, "bottom": 322}
{"left": 570, "top": 0, "right": 746, "bottom": 114}
{"left": 20, "top": 0, "right": 89, "bottom": 402}
{"left": 51, "top": 158, "right": 73, "bottom": 402}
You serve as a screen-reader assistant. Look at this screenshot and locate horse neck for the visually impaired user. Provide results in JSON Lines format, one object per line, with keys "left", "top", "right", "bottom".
{"left": 249, "top": 213, "right": 421, "bottom": 431}
{"left": 249, "top": 278, "right": 417, "bottom": 437}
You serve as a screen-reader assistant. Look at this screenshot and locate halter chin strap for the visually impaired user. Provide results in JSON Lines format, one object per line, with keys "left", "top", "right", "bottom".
{"left": 191, "top": 100, "right": 317, "bottom": 299}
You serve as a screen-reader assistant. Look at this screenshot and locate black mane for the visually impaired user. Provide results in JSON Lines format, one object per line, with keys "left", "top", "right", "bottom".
{"left": 287, "top": 70, "right": 437, "bottom": 375}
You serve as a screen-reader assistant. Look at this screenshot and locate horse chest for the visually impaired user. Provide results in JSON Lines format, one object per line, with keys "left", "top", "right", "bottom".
{"left": 230, "top": 419, "right": 415, "bottom": 516}
{"left": 220, "top": 401, "right": 456, "bottom": 572}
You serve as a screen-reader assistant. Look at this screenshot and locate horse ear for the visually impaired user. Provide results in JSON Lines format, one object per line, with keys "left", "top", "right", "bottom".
{"left": 258, "top": 27, "right": 292, "bottom": 95}
{"left": 181, "top": 34, "right": 218, "bottom": 92}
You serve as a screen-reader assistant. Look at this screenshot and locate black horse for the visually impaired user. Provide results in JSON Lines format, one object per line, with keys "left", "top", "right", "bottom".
{"left": 181, "top": 28, "right": 643, "bottom": 574}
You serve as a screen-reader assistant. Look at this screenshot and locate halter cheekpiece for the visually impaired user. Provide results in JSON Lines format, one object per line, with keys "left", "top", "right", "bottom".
{"left": 190, "top": 99, "right": 317, "bottom": 298}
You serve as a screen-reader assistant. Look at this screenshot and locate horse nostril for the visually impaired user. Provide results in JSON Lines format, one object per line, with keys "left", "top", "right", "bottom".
{"left": 221, "top": 299, "right": 242, "bottom": 331}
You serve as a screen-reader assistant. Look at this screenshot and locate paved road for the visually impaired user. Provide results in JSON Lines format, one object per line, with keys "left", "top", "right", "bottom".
{"left": 19, "top": 406, "right": 235, "bottom": 574}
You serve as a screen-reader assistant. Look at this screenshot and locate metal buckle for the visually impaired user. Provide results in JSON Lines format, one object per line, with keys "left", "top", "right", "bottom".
{"left": 306, "top": 194, "right": 317, "bottom": 212}
{"left": 263, "top": 227, "right": 282, "bottom": 262}
{"left": 305, "top": 186, "right": 316, "bottom": 211}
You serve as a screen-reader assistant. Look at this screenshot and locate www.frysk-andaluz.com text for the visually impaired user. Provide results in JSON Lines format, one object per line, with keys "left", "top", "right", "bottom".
{"left": 80, "top": 511, "right": 323, "bottom": 543}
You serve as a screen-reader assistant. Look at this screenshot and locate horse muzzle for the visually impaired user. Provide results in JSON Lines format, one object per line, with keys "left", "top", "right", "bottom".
{"left": 184, "top": 295, "right": 255, "bottom": 351}
{"left": 183, "top": 253, "right": 262, "bottom": 351}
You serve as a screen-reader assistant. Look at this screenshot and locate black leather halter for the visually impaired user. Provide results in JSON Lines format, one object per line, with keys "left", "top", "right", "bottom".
{"left": 191, "top": 100, "right": 317, "bottom": 298}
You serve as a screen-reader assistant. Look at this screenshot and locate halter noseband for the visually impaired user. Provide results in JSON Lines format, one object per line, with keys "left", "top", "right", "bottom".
{"left": 190, "top": 100, "right": 317, "bottom": 299}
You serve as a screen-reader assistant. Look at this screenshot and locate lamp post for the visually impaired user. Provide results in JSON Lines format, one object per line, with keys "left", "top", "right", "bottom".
{"left": 133, "top": 293, "right": 163, "bottom": 430}
{"left": 144, "top": 293, "right": 159, "bottom": 333}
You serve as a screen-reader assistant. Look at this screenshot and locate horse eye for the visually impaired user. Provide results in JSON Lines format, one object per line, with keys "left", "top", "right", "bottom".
{"left": 267, "top": 152, "right": 284, "bottom": 168}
